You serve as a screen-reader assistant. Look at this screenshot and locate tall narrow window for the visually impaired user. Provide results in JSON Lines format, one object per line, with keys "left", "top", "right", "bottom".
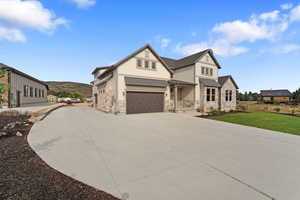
{"left": 205, "top": 68, "right": 209, "bottom": 75}
{"left": 145, "top": 60, "right": 149, "bottom": 68}
{"left": 201, "top": 67, "right": 205, "bottom": 75}
{"left": 207, "top": 88, "right": 211, "bottom": 102}
{"left": 225, "top": 90, "right": 229, "bottom": 101}
{"left": 152, "top": 62, "right": 156, "bottom": 70}
{"left": 35, "top": 88, "right": 37, "bottom": 97}
{"left": 210, "top": 68, "right": 213, "bottom": 76}
{"left": 39, "top": 89, "right": 41, "bottom": 97}
{"left": 229, "top": 90, "right": 232, "bottom": 101}
{"left": 24, "top": 85, "right": 27, "bottom": 97}
{"left": 30, "top": 87, "right": 33, "bottom": 97}
{"left": 137, "top": 59, "right": 142, "bottom": 67}
{"left": 212, "top": 89, "right": 216, "bottom": 101}
{"left": 42, "top": 90, "right": 44, "bottom": 98}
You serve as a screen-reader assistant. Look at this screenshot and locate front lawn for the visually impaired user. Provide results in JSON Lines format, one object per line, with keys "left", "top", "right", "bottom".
{"left": 208, "top": 111, "right": 300, "bottom": 136}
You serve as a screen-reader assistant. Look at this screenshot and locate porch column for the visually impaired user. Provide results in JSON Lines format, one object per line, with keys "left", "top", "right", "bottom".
{"left": 174, "top": 86, "right": 178, "bottom": 112}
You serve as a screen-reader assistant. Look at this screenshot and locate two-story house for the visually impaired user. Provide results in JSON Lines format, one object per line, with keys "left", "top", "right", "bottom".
{"left": 91, "top": 45, "right": 238, "bottom": 114}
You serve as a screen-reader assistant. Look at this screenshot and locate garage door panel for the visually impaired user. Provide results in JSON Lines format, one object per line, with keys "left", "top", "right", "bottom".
{"left": 126, "top": 92, "right": 164, "bottom": 114}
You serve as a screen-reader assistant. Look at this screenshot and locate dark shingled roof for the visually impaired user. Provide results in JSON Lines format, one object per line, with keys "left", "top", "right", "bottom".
{"left": 260, "top": 90, "right": 292, "bottom": 97}
{"left": 199, "top": 78, "right": 221, "bottom": 87}
{"left": 125, "top": 77, "right": 168, "bottom": 88}
{"left": 218, "top": 75, "right": 239, "bottom": 89}
{"left": 161, "top": 49, "right": 221, "bottom": 70}
{"left": 0, "top": 63, "right": 48, "bottom": 89}
{"left": 168, "top": 79, "right": 196, "bottom": 86}
{"left": 91, "top": 66, "right": 111, "bottom": 75}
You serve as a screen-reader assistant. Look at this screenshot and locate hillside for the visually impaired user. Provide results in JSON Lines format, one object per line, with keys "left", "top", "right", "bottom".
{"left": 46, "top": 81, "right": 92, "bottom": 98}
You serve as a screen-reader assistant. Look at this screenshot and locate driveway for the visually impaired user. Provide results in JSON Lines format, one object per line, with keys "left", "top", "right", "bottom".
{"left": 28, "top": 106, "right": 300, "bottom": 200}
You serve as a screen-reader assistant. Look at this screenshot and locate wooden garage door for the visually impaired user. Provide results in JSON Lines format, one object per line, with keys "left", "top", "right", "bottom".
{"left": 126, "top": 92, "right": 164, "bottom": 114}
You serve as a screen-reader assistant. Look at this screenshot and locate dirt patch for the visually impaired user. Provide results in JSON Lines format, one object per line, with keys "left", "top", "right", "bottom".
{"left": 197, "top": 111, "right": 249, "bottom": 118}
{"left": 0, "top": 111, "right": 120, "bottom": 200}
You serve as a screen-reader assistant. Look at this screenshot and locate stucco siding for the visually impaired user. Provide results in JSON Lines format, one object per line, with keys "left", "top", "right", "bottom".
{"left": 9, "top": 72, "right": 48, "bottom": 107}
{"left": 173, "top": 66, "right": 194, "bottom": 83}
{"left": 220, "top": 79, "right": 237, "bottom": 111}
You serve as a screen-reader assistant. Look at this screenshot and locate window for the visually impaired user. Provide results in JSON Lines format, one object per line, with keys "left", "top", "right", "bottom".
{"left": 30, "top": 87, "right": 33, "bottom": 97}
{"left": 152, "top": 62, "right": 156, "bottom": 70}
{"left": 39, "top": 89, "right": 41, "bottom": 97}
{"left": 207, "top": 88, "right": 211, "bottom": 101}
{"left": 137, "top": 59, "right": 142, "bottom": 67}
{"left": 205, "top": 68, "right": 209, "bottom": 75}
{"left": 145, "top": 60, "right": 149, "bottom": 68}
{"left": 42, "top": 90, "right": 44, "bottom": 98}
{"left": 212, "top": 89, "right": 216, "bottom": 101}
{"left": 23, "top": 85, "right": 27, "bottom": 97}
{"left": 35, "top": 88, "right": 38, "bottom": 97}
{"left": 229, "top": 90, "right": 232, "bottom": 101}
{"left": 201, "top": 67, "right": 205, "bottom": 75}
{"left": 225, "top": 90, "right": 229, "bottom": 101}
{"left": 210, "top": 68, "right": 213, "bottom": 76}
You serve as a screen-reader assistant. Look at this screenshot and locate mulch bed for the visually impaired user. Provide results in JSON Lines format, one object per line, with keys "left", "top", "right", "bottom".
{"left": 0, "top": 112, "right": 120, "bottom": 200}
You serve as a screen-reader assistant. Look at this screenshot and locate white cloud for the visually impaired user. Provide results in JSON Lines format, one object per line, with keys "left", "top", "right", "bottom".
{"left": 259, "top": 10, "right": 280, "bottom": 21}
{"left": 290, "top": 5, "right": 300, "bottom": 22}
{"left": 0, "top": 0, "right": 67, "bottom": 31}
{"left": 281, "top": 3, "right": 293, "bottom": 10}
{"left": 71, "top": 0, "right": 96, "bottom": 9}
{"left": 0, "top": 0, "right": 67, "bottom": 42}
{"left": 155, "top": 35, "right": 171, "bottom": 48}
{"left": 0, "top": 25, "right": 26, "bottom": 42}
{"left": 176, "top": 40, "right": 248, "bottom": 57}
{"left": 176, "top": 4, "right": 300, "bottom": 57}
{"left": 280, "top": 44, "right": 300, "bottom": 53}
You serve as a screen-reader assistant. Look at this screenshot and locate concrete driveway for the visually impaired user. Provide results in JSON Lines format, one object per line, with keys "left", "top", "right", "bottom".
{"left": 28, "top": 106, "right": 300, "bottom": 200}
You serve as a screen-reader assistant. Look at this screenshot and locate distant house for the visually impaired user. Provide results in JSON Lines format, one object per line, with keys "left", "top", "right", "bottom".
{"left": 0, "top": 63, "right": 48, "bottom": 108}
{"left": 260, "top": 90, "right": 293, "bottom": 104}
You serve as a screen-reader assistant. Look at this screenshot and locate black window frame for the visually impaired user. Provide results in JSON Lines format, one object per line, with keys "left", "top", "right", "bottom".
{"left": 30, "top": 87, "right": 33, "bottom": 97}
{"left": 211, "top": 88, "right": 216, "bottom": 101}
{"left": 207, "top": 88, "right": 211, "bottom": 102}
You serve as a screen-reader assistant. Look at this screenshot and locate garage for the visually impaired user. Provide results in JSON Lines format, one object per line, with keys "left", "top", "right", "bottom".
{"left": 126, "top": 92, "right": 164, "bottom": 114}
{"left": 125, "top": 77, "right": 168, "bottom": 114}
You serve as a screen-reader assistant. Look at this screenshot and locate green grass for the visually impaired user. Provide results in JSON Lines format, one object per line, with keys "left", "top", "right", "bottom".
{"left": 208, "top": 111, "right": 300, "bottom": 136}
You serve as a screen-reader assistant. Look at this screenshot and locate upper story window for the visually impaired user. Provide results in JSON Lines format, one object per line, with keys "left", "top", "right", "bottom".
{"left": 145, "top": 60, "right": 149, "bottom": 68}
{"left": 152, "top": 62, "right": 156, "bottom": 70}
{"left": 137, "top": 59, "right": 142, "bottom": 68}
{"left": 35, "top": 88, "right": 38, "bottom": 97}
{"left": 201, "top": 66, "right": 213, "bottom": 77}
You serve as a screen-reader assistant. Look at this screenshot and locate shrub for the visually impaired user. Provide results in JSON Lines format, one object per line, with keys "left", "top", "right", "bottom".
{"left": 274, "top": 107, "right": 280, "bottom": 113}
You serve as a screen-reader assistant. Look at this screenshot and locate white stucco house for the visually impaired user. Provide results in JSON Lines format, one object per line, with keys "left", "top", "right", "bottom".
{"left": 91, "top": 45, "right": 239, "bottom": 114}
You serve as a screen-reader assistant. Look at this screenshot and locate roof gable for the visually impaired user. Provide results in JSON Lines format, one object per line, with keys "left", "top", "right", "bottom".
{"left": 218, "top": 75, "right": 239, "bottom": 89}
{"left": 161, "top": 49, "right": 221, "bottom": 70}
{"left": 94, "top": 45, "right": 173, "bottom": 79}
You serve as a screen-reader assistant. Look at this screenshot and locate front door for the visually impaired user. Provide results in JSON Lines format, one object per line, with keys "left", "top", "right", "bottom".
{"left": 16, "top": 91, "right": 21, "bottom": 107}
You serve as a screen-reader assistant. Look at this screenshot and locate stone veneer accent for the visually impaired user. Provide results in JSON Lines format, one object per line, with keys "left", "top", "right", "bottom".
{"left": 219, "top": 79, "right": 237, "bottom": 111}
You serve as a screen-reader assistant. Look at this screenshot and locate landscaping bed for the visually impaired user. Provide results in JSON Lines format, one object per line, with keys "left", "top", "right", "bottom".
{"left": 0, "top": 111, "right": 120, "bottom": 200}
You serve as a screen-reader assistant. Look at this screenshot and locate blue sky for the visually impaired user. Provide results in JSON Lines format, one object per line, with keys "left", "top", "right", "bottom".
{"left": 0, "top": 0, "right": 300, "bottom": 92}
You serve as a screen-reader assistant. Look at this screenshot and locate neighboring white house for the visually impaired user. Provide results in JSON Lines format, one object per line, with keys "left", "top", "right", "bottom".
{"left": 91, "top": 45, "right": 238, "bottom": 114}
